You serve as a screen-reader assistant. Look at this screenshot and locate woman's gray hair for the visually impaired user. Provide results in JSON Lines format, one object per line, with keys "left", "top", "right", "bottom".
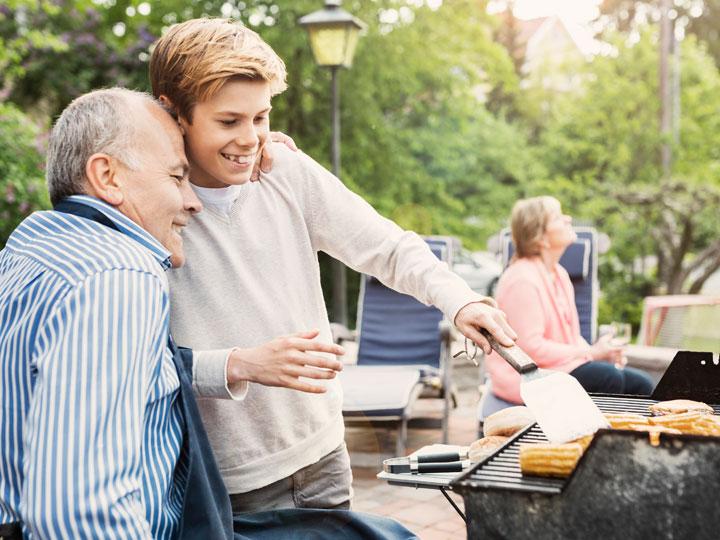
{"left": 46, "top": 88, "right": 156, "bottom": 205}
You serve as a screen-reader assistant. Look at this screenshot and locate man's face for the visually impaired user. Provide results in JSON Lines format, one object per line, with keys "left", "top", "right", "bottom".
{"left": 117, "top": 104, "right": 201, "bottom": 267}
{"left": 179, "top": 79, "right": 272, "bottom": 188}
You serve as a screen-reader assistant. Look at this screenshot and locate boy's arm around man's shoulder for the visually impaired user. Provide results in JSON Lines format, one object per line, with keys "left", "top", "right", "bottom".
{"left": 22, "top": 268, "right": 165, "bottom": 539}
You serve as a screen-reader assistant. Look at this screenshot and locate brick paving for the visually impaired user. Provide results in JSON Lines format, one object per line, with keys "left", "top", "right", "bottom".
{"left": 345, "top": 356, "right": 482, "bottom": 540}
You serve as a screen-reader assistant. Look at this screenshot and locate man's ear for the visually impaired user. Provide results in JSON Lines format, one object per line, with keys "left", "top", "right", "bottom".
{"left": 84, "top": 153, "right": 124, "bottom": 206}
{"left": 158, "top": 95, "right": 185, "bottom": 135}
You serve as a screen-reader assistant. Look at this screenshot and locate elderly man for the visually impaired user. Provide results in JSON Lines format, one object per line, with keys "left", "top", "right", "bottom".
{"left": 0, "top": 88, "right": 415, "bottom": 540}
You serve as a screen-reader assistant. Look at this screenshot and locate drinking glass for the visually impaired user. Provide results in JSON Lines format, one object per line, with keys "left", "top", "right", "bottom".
{"left": 609, "top": 322, "right": 632, "bottom": 347}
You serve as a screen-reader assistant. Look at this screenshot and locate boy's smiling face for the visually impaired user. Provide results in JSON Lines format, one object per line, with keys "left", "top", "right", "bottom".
{"left": 179, "top": 79, "right": 271, "bottom": 188}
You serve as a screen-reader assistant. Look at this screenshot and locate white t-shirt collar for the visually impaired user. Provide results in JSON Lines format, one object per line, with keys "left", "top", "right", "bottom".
{"left": 191, "top": 183, "right": 244, "bottom": 216}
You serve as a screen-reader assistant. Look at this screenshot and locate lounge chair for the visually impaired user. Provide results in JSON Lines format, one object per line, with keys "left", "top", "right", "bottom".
{"left": 338, "top": 237, "right": 455, "bottom": 455}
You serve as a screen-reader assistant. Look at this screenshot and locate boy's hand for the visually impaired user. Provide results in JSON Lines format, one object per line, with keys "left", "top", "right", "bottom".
{"left": 454, "top": 301, "right": 517, "bottom": 355}
{"left": 226, "top": 329, "right": 344, "bottom": 393}
{"left": 251, "top": 131, "right": 298, "bottom": 181}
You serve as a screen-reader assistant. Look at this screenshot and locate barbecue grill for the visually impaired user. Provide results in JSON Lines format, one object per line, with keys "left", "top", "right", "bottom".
{"left": 452, "top": 351, "right": 720, "bottom": 540}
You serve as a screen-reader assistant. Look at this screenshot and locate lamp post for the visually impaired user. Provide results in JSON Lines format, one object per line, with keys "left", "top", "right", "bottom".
{"left": 300, "top": 0, "right": 366, "bottom": 327}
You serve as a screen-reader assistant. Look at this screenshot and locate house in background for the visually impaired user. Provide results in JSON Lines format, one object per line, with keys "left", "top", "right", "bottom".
{"left": 513, "top": 14, "right": 596, "bottom": 91}
{"left": 491, "top": 9, "right": 600, "bottom": 92}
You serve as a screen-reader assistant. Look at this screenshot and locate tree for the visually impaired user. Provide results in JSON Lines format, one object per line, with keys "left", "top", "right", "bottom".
{"left": 537, "top": 29, "right": 720, "bottom": 302}
{"left": 4, "top": 0, "right": 155, "bottom": 116}
{"left": 1, "top": 0, "right": 535, "bottom": 322}
{"left": 597, "top": 0, "right": 720, "bottom": 66}
{"left": 0, "top": 1, "right": 57, "bottom": 244}
{"left": 0, "top": 0, "right": 67, "bottom": 97}
{"left": 493, "top": 1, "right": 524, "bottom": 75}
{"left": 686, "top": 0, "right": 720, "bottom": 66}
{"left": 0, "top": 103, "right": 48, "bottom": 246}
{"left": 615, "top": 181, "right": 720, "bottom": 294}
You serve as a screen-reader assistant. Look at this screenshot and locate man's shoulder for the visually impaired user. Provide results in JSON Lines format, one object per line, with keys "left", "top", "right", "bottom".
{"left": 8, "top": 211, "right": 166, "bottom": 285}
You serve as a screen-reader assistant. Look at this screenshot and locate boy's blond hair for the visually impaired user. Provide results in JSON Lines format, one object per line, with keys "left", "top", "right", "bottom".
{"left": 510, "top": 196, "right": 561, "bottom": 258}
{"left": 150, "top": 18, "right": 287, "bottom": 121}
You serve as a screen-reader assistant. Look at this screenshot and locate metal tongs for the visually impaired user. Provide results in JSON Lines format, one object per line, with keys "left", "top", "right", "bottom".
{"left": 382, "top": 450, "right": 471, "bottom": 474}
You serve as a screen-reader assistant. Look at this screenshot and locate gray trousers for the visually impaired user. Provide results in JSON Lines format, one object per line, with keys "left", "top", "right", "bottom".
{"left": 230, "top": 443, "right": 353, "bottom": 514}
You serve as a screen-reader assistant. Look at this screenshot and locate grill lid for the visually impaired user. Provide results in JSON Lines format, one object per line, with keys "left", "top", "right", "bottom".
{"left": 651, "top": 350, "right": 720, "bottom": 402}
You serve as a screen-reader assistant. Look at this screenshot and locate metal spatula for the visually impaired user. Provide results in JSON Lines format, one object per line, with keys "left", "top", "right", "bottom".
{"left": 482, "top": 330, "right": 609, "bottom": 443}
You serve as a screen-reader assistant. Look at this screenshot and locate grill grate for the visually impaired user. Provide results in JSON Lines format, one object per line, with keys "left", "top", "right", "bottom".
{"left": 462, "top": 394, "right": 720, "bottom": 494}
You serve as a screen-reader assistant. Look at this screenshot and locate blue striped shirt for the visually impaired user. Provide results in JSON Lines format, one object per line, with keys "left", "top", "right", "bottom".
{"left": 0, "top": 195, "right": 186, "bottom": 539}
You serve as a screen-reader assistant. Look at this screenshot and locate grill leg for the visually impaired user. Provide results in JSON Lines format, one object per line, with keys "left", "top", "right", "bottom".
{"left": 396, "top": 418, "right": 407, "bottom": 456}
{"left": 442, "top": 390, "right": 450, "bottom": 443}
{"left": 440, "top": 487, "right": 467, "bottom": 523}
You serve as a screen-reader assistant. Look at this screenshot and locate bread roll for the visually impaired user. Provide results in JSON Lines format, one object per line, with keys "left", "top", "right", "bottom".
{"left": 468, "top": 435, "right": 509, "bottom": 462}
{"left": 649, "top": 399, "right": 713, "bottom": 416}
{"left": 483, "top": 406, "right": 535, "bottom": 437}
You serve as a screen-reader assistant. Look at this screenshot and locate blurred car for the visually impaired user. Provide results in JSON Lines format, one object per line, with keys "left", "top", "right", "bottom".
{"left": 453, "top": 249, "right": 503, "bottom": 297}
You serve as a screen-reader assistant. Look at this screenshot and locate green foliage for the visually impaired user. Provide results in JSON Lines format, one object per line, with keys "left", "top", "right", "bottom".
{"left": 686, "top": 0, "right": 720, "bottom": 67}
{"left": 0, "top": 103, "right": 49, "bottom": 247}
{"left": 539, "top": 29, "right": 664, "bottom": 192}
{"left": 0, "top": 0, "right": 67, "bottom": 90}
{"left": 597, "top": 267, "right": 654, "bottom": 333}
{"left": 674, "top": 35, "right": 720, "bottom": 182}
{"left": 1, "top": 0, "right": 533, "bottom": 249}
{"left": 519, "top": 24, "right": 720, "bottom": 322}
{"left": 598, "top": 0, "right": 720, "bottom": 67}
{"left": 256, "top": 0, "right": 533, "bottom": 247}
{"left": 4, "top": 1, "right": 154, "bottom": 115}
{"left": 2, "top": 0, "right": 720, "bottom": 327}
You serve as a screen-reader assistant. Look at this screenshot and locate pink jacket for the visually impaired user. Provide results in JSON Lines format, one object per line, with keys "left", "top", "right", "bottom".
{"left": 486, "top": 257, "right": 592, "bottom": 403}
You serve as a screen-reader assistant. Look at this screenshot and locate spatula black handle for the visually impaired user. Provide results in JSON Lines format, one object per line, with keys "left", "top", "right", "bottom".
{"left": 481, "top": 329, "right": 537, "bottom": 374}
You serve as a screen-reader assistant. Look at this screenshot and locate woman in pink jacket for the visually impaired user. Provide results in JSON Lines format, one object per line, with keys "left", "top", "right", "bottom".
{"left": 486, "top": 196, "right": 653, "bottom": 404}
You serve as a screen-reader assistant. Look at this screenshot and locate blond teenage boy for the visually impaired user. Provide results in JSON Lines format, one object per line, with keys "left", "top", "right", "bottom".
{"left": 151, "top": 18, "right": 516, "bottom": 513}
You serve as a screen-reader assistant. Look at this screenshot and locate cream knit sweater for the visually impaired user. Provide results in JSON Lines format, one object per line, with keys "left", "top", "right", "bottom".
{"left": 169, "top": 146, "right": 484, "bottom": 494}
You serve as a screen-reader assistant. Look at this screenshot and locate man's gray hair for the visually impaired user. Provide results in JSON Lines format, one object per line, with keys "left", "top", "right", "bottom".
{"left": 46, "top": 87, "right": 157, "bottom": 205}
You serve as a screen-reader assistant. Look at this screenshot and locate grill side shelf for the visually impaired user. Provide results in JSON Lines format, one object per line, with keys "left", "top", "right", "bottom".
{"left": 452, "top": 393, "right": 720, "bottom": 494}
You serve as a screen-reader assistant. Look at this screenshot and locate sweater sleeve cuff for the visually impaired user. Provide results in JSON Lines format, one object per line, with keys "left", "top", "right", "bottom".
{"left": 448, "top": 293, "right": 497, "bottom": 325}
{"left": 192, "top": 349, "right": 248, "bottom": 401}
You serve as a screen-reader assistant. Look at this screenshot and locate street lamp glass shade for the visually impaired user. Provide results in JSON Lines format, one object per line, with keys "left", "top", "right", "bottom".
{"left": 306, "top": 23, "right": 362, "bottom": 68}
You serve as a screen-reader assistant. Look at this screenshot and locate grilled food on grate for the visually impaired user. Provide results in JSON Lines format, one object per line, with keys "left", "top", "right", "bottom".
{"left": 571, "top": 434, "right": 594, "bottom": 452}
{"left": 604, "top": 413, "right": 649, "bottom": 429}
{"left": 648, "top": 410, "right": 708, "bottom": 430}
{"left": 649, "top": 399, "right": 714, "bottom": 416}
{"left": 514, "top": 398, "right": 720, "bottom": 480}
{"left": 519, "top": 442, "right": 584, "bottom": 478}
{"left": 688, "top": 415, "right": 720, "bottom": 436}
{"left": 625, "top": 424, "right": 682, "bottom": 446}
{"left": 648, "top": 410, "right": 720, "bottom": 436}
